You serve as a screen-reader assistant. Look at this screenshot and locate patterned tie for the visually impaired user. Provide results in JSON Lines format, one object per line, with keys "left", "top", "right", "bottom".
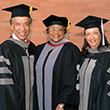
{"left": 24, "top": 48, "right": 28, "bottom": 56}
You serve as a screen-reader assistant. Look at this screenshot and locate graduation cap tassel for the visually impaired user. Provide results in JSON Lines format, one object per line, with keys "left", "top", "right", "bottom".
{"left": 101, "top": 19, "right": 105, "bottom": 46}
{"left": 67, "top": 20, "right": 70, "bottom": 30}
{"left": 29, "top": 5, "right": 32, "bottom": 15}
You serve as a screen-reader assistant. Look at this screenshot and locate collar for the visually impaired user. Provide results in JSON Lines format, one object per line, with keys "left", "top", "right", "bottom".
{"left": 88, "top": 47, "right": 110, "bottom": 54}
{"left": 11, "top": 33, "right": 30, "bottom": 44}
{"left": 47, "top": 38, "right": 72, "bottom": 47}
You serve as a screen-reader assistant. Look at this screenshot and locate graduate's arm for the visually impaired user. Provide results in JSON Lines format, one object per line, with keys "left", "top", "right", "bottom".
{"left": 0, "top": 45, "right": 20, "bottom": 110}
{"left": 0, "top": 45, "right": 14, "bottom": 85}
{"left": 55, "top": 103, "right": 65, "bottom": 110}
{"left": 56, "top": 44, "right": 81, "bottom": 106}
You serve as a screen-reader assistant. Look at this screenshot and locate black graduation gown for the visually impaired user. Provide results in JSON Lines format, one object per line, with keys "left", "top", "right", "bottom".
{"left": 79, "top": 48, "right": 110, "bottom": 110}
{"left": 35, "top": 39, "right": 81, "bottom": 110}
{"left": 0, "top": 38, "right": 38, "bottom": 110}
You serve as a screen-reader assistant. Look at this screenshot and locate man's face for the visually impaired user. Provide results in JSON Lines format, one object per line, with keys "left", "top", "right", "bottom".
{"left": 11, "top": 16, "right": 31, "bottom": 42}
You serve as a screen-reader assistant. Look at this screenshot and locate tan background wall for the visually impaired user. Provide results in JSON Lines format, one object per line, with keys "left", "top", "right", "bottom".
{"left": 0, "top": 0, "right": 110, "bottom": 49}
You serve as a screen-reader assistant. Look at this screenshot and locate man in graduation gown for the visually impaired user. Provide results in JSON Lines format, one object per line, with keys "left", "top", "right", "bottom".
{"left": 0, "top": 4, "right": 38, "bottom": 110}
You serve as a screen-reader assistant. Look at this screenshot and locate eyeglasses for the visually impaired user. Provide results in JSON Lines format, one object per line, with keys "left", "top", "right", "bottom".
{"left": 48, "top": 28, "right": 64, "bottom": 33}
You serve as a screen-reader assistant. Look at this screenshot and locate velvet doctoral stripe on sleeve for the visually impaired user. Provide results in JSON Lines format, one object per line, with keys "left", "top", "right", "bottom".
{"left": 0, "top": 39, "right": 38, "bottom": 110}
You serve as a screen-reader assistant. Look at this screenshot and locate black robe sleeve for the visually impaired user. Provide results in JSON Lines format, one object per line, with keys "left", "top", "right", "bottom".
{"left": 53, "top": 44, "right": 81, "bottom": 109}
{"left": 88, "top": 52, "right": 110, "bottom": 110}
{"left": 0, "top": 42, "right": 21, "bottom": 110}
{"left": 79, "top": 51, "right": 110, "bottom": 110}
{"left": 0, "top": 40, "right": 38, "bottom": 110}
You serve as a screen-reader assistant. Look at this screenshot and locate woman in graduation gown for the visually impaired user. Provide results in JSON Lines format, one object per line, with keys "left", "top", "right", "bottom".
{"left": 35, "top": 14, "right": 81, "bottom": 110}
{"left": 75, "top": 15, "right": 110, "bottom": 110}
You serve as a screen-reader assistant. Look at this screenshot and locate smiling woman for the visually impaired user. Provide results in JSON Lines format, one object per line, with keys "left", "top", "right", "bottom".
{"left": 75, "top": 15, "right": 109, "bottom": 55}
{"left": 47, "top": 24, "right": 65, "bottom": 43}
{"left": 84, "top": 27, "right": 101, "bottom": 49}
{"left": 75, "top": 15, "right": 110, "bottom": 110}
{"left": 35, "top": 14, "right": 81, "bottom": 110}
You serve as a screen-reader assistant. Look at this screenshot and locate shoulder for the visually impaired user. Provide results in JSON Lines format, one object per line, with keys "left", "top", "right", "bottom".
{"left": 36, "top": 42, "right": 46, "bottom": 51}
{"left": 0, "top": 40, "right": 16, "bottom": 52}
{"left": 61, "top": 43, "right": 81, "bottom": 59}
{"left": 29, "top": 41, "right": 36, "bottom": 47}
{"left": 98, "top": 48, "right": 110, "bottom": 57}
{"left": 105, "top": 48, "right": 110, "bottom": 52}
{"left": 36, "top": 42, "right": 46, "bottom": 57}
{"left": 28, "top": 41, "right": 36, "bottom": 50}
{"left": 28, "top": 41, "right": 37, "bottom": 55}
{"left": 101, "top": 51, "right": 110, "bottom": 59}
{"left": 0, "top": 40, "right": 13, "bottom": 47}
{"left": 0, "top": 40, "right": 16, "bottom": 56}
{"left": 63, "top": 42, "right": 80, "bottom": 53}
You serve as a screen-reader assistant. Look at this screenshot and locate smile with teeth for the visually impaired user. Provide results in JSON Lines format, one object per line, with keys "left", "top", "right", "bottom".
{"left": 90, "top": 39, "right": 96, "bottom": 43}
{"left": 53, "top": 35, "right": 60, "bottom": 38}
{"left": 19, "top": 32, "right": 26, "bottom": 36}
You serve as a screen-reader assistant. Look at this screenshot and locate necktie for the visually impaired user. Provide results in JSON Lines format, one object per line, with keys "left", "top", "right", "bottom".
{"left": 24, "top": 48, "right": 29, "bottom": 56}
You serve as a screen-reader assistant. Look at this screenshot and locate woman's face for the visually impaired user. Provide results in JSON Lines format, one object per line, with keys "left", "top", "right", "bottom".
{"left": 84, "top": 27, "right": 101, "bottom": 49}
{"left": 48, "top": 24, "right": 65, "bottom": 43}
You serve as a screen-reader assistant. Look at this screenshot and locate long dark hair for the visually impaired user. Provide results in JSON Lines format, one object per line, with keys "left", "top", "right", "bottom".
{"left": 81, "top": 27, "right": 110, "bottom": 56}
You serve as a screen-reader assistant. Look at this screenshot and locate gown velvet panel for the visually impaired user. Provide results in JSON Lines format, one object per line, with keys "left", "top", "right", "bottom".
{"left": 79, "top": 49, "right": 110, "bottom": 110}
{"left": 36, "top": 42, "right": 81, "bottom": 110}
{"left": 0, "top": 39, "right": 38, "bottom": 110}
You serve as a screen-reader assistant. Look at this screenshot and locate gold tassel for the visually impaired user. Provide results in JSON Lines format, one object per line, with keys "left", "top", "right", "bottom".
{"left": 67, "top": 20, "right": 70, "bottom": 30}
{"left": 29, "top": 5, "right": 32, "bottom": 15}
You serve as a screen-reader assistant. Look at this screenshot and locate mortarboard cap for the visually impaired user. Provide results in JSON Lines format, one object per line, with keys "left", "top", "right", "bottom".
{"left": 43, "top": 14, "right": 69, "bottom": 27}
{"left": 2, "top": 4, "right": 38, "bottom": 18}
{"left": 75, "top": 15, "right": 109, "bottom": 46}
{"left": 75, "top": 15, "right": 109, "bottom": 30}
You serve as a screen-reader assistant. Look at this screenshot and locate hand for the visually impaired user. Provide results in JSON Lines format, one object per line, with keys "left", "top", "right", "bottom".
{"left": 55, "top": 103, "right": 65, "bottom": 110}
